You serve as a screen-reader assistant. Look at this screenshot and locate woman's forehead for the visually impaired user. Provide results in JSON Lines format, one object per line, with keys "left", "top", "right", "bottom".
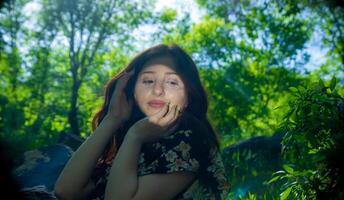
{"left": 142, "top": 56, "right": 176, "bottom": 71}
{"left": 140, "top": 64, "right": 177, "bottom": 75}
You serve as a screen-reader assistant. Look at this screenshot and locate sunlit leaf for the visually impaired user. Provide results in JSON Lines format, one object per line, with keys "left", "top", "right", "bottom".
{"left": 283, "top": 165, "right": 294, "bottom": 174}
{"left": 267, "top": 175, "right": 281, "bottom": 184}
{"left": 280, "top": 187, "right": 292, "bottom": 200}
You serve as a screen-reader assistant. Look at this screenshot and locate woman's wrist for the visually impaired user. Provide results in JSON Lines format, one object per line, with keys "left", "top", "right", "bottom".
{"left": 100, "top": 114, "right": 123, "bottom": 131}
{"left": 125, "top": 130, "right": 145, "bottom": 145}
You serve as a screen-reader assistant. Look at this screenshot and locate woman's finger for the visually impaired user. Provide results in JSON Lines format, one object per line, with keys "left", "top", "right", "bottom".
{"left": 117, "top": 70, "right": 135, "bottom": 90}
{"left": 109, "top": 70, "right": 135, "bottom": 108}
{"left": 171, "top": 104, "right": 179, "bottom": 121}
{"left": 170, "top": 105, "right": 182, "bottom": 125}
{"left": 160, "top": 105, "right": 180, "bottom": 136}
{"left": 173, "top": 105, "right": 180, "bottom": 120}
{"left": 159, "top": 104, "right": 178, "bottom": 126}
{"left": 150, "top": 102, "right": 170, "bottom": 122}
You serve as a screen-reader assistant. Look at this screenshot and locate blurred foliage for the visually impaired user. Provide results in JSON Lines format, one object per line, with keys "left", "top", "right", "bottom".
{"left": 160, "top": 8, "right": 177, "bottom": 23}
{"left": 0, "top": 0, "right": 344, "bottom": 199}
{"left": 163, "top": 0, "right": 315, "bottom": 146}
{"left": 0, "top": 0, "right": 153, "bottom": 156}
{"left": 268, "top": 77, "right": 344, "bottom": 200}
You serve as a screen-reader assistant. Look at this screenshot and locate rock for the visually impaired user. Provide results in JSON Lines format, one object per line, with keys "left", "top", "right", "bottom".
{"left": 21, "top": 185, "right": 57, "bottom": 200}
{"left": 14, "top": 144, "right": 73, "bottom": 192}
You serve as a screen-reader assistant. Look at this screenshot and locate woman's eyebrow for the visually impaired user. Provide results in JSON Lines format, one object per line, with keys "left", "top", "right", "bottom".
{"left": 140, "top": 71, "right": 177, "bottom": 75}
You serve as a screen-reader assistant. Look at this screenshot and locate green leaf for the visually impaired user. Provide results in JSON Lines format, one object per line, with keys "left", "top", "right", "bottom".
{"left": 298, "top": 86, "right": 306, "bottom": 93}
{"left": 280, "top": 187, "right": 292, "bottom": 200}
{"left": 289, "top": 87, "right": 298, "bottom": 93}
{"left": 308, "top": 149, "right": 318, "bottom": 154}
{"left": 273, "top": 170, "right": 287, "bottom": 175}
{"left": 290, "top": 109, "right": 298, "bottom": 123}
{"left": 329, "top": 76, "right": 337, "bottom": 91}
{"left": 267, "top": 175, "right": 281, "bottom": 184}
{"left": 283, "top": 165, "right": 294, "bottom": 174}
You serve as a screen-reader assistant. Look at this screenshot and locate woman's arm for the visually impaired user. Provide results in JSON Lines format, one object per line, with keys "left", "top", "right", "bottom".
{"left": 104, "top": 132, "right": 142, "bottom": 200}
{"left": 54, "top": 115, "right": 121, "bottom": 200}
{"left": 105, "top": 103, "right": 193, "bottom": 200}
{"left": 105, "top": 131, "right": 196, "bottom": 200}
{"left": 54, "top": 70, "right": 134, "bottom": 200}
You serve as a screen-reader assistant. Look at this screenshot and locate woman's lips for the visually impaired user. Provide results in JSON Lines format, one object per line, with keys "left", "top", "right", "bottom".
{"left": 148, "top": 100, "right": 166, "bottom": 108}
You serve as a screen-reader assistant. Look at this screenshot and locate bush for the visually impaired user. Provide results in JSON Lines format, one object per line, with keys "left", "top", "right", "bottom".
{"left": 269, "top": 77, "right": 344, "bottom": 200}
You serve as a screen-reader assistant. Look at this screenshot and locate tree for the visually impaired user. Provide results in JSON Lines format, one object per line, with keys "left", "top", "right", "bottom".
{"left": 163, "top": 0, "right": 311, "bottom": 145}
{"left": 40, "top": 0, "right": 153, "bottom": 136}
{"left": 0, "top": 0, "right": 28, "bottom": 135}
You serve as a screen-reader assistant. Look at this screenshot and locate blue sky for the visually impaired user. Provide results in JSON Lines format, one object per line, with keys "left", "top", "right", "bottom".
{"left": 141, "top": 0, "right": 327, "bottom": 72}
{"left": 21, "top": 0, "right": 328, "bottom": 73}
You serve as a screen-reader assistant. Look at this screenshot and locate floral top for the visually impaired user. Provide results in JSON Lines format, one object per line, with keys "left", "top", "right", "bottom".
{"left": 89, "top": 129, "right": 230, "bottom": 200}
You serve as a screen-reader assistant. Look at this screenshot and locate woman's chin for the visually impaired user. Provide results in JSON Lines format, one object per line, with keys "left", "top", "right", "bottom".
{"left": 148, "top": 107, "right": 165, "bottom": 116}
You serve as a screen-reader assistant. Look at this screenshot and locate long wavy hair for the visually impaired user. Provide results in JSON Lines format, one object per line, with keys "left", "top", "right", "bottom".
{"left": 92, "top": 44, "right": 220, "bottom": 166}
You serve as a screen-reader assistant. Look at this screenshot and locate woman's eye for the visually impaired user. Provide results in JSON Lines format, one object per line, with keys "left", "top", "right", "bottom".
{"left": 143, "top": 80, "right": 154, "bottom": 84}
{"left": 166, "top": 80, "right": 178, "bottom": 86}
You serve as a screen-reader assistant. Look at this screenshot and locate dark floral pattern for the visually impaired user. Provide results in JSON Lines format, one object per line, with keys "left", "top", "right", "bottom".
{"left": 89, "top": 129, "right": 230, "bottom": 200}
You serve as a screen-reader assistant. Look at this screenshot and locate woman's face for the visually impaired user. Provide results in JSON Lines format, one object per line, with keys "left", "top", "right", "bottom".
{"left": 134, "top": 63, "right": 188, "bottom": 117}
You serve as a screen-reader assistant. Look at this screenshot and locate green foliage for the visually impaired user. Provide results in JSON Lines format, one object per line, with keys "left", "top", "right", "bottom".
{"left": 162, "top": 2, "right": 344, "bottom": 197}
{"left": 283, "top": 77, "right": 343, "bottom": 163}
{"left": 0, "top": 1, "right": 344, "bottom": 199}
{"left": 0, "top": 0, "right": 153, "bottom": 158}
{"left": 268, "top": 76, "right": 344, "bottom": 199}
{"left": 160, "top": 8, "right": 177, "bottom": 23}
{"left": 163, "top": 8, "right": 308, "bottom": 145}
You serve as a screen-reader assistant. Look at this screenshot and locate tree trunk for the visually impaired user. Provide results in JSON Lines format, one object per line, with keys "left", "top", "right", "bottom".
{"left": 68, "top": 78, "right": 80, "bottom": 136}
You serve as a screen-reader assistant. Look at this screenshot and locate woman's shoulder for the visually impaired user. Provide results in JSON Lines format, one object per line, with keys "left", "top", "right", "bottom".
{"left": 178, "top": 146, "right": 230, "bottom": 199}
{"left": 138, "top": 127, "right": 212, "bottom": 174}
{"left": 160, "top": 128, "right": 211, "bottom": 155}
{"left": 139, "top": 127, "right": 230, "bottom": 199}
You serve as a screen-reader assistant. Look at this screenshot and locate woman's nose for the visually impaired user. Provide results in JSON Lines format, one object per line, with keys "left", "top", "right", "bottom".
{"left": 152, "top": 80, "right": 165, "bottom": 96}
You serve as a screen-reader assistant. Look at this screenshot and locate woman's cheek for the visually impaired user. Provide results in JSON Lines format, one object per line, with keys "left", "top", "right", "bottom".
{"left": 169, "top": 94, "right": 187, "bottom": 108}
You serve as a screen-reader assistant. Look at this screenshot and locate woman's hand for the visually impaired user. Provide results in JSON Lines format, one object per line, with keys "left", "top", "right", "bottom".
{"left": 107, "top": 70, "right": 135, "bottom": 124}
{"left": 126, "top": 103, "right": 181, "bottom": 144}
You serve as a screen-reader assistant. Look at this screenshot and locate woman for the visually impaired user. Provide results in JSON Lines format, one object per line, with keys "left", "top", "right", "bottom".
{"left": 54, "top": 44, "right": 230, "bottom": 200}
